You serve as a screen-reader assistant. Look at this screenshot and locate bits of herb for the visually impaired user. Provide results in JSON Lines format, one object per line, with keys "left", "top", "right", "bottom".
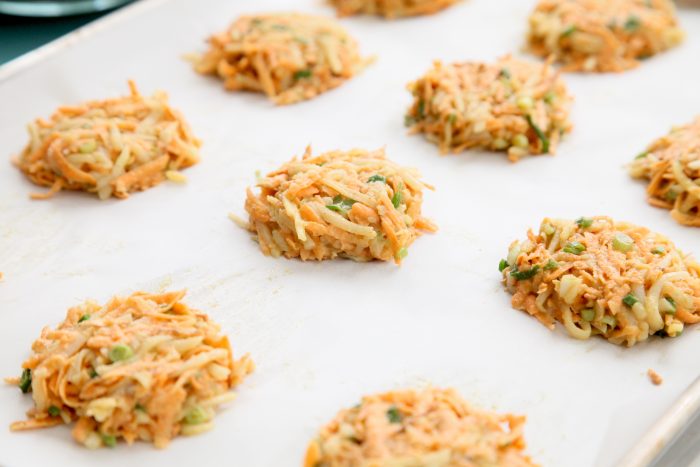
{"left": 19, "top": 368, "right": 31, "bottom": 393}
{"left": 293, "top": 69, "right": 312, "bottom": 80}
{"left": 635, "top": 151, "right": 648, "bottom": 160}
{"left": 601, "top": 315, "right": 617, "bottom": 328}
{"left": 79, "top": 140, "right": 97, "bottom": 154}
{"left": 561, "top": 25, "right": 577, "bottom": 37}
{"left": 89, "top": 368, "right": 99, "bottom": 379}
{"left": 525, "top": 115, "right": 550, "bottom": 153}
{"left": 544, "top": 91, "right": 555, "bottom": 104}
{"left": 48, "top": 405, "right": 60, "bottom": 417}
{"left": 367, "top": 174, "right": 386, "bottom": 184}
{"left": 510, "top": 265, "right": 541, "bottom": 281}
{"left": 108, "top": 344, "right": 133, "bottom": 362}
{"left": 404, "top": 115, "right": 416, "bottom": 127}
{"left": 563, "top": 241, "right": 585, "bottom": 255}
{"left": 662, "top": 296, "right": 677, "bottom": 314}
{"left": 575, "top": 217, "right": 593, "bottom": 228}
{"left": 78, "top": 314, "right": 90, "bottom": 323}
{"left": 386, "top": 406, "right": 402, "bottom": 424}
{"left": 622, "top": 293, "right": 639, "bottom": 307}
{"left": 498, "top": 259, "right": 509, "bottom": 272}
{"left": 543, "top": 259, "right": 558, "bottom": 271}
{"left": 326, "top": 195, "right": 356, "bottom": 215}
{"left": 651, "top": 246, "right": 666, "bottom": 255}
{"left": 498, "top": 68, "right": 511, "bottom": 79}
{"left": 184, "top": 406, "right": 209, "bottom": 425}
{"left": 417, "top": 99, "right": 426, "bottom": 118}
{"left": 624, "top": 16, "right": 641, "bottom": 32}
{"left": 612, "top": 233, "right": 634, "bottom": 253}
{"left": 396, "top": 248, "right": 408, "bottom": 260}
{"left": 391, "top": 183, "right": 404, "bottom": 209}
{"left": 512, "top": 134, "right": 529, "bottom": 149}
{"left": 101, "top": 434, "right": 117, "bottom": 448}
{"left": 581, "top": 308, "right": 596, "bottom": 322}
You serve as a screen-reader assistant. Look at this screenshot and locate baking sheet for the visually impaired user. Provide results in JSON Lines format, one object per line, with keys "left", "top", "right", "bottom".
{"left": 0, "top": 0, "right": 699, "bottom": 466}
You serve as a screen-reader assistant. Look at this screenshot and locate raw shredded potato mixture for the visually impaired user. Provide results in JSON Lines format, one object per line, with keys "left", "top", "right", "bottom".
{"left": 192, "top": 13, "right": 371, "bottom": 105}
{"left": 15, "top": 81, "right": 201, "bottom": 200}
{"left": 406, "top": 55, "right": 572, "bottom": 161}
{"left": 244, "top": 147, "right": 436, "bottom": 263}
{"left": 304, "top": 387, "right": 537, "bottom": 467}
{"left": 629, "top": 117, "right": 700, "bottom": 227}
{"left": 527, "top": 0, "right": 684, "bottom": 72}
{"left": 8, "top": 291, "right": 253, "bottom": 449}
{"left": 330, "top": 0, "right": 459, "bottom": 18}
{"left": 502, "top": 217, "right": 700, "bottom": 346}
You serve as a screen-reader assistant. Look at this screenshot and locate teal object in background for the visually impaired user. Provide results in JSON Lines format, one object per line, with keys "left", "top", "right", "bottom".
{"left": 0, "top": 6, "right": 126, "bottom": 65}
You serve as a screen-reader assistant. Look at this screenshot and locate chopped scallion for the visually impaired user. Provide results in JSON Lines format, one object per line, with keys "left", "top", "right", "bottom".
{"left": 575, "top": 217, "right": 593, "bottom": 228}
{"left": 326, "top": 195, "right": 356, "bottom": 216}
{"left": 498, "top": 259, "right": 509, "bottom": 272}
{"left": 396, "top": 247, "right": 408, "bottom": 260}
{"left": 612, "top": 233, "right": 634, "bottom": 253}
{"left": 601, "top": 315, "right": 617, "bottom": 328}
{"left": 563, "top": 242, "right": 585, "bottom": 255}
{"left": 561, "top": 25, "right": 577, "bottom": 37}
{"left": 108, "top": 344, "right": 133, "bottom": 362}
{"left": 622, "top": 293, "right": 639, "bottom": 307}
{"left": 581, "top": 308, "right": 595, "bottom": 322}
{"left": 367, "top": 174, "right": 386, "bottom": 184}
{"left": 78, "top": 314, "right": 90, "bottom": 323}
{"left": 48, "top": 405, "right": 60, "bottom": 417}
{"left": 293, "top": 69, "right": 312, "bottom": 80}
{"left": 386, "top": 406, "right": 402, "bottom": 424}
{"left": 184, "top": 406, "right": 208, "bottom": 425}
{"left": 391, "top": 183, "right": 403, "bottom": 209}
{"left": 624, "top": 15, "right": 641, "bottom": 32}
{"left": 19, "top": 368, "right": 31, "bottom": 393}
{"left": 525, "top": 115, "right": 550, "bottom": 153}
{"left": 543, "top": 259, "right": 558, "bottom": 271}
{"left": 101, "top": 434, "right": 117, "bottom": 448}
{"left": 510, "top": 265, "right": 540, "bottom": 281}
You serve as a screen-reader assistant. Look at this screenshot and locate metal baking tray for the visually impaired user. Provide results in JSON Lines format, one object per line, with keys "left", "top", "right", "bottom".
{"left": 0, "top": 0, "right": 699, "bottom": 466}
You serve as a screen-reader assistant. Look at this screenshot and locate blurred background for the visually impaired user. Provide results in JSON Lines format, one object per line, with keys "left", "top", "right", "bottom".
{"left": 0, "top": 0, "right": 134, "bottom": 64}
